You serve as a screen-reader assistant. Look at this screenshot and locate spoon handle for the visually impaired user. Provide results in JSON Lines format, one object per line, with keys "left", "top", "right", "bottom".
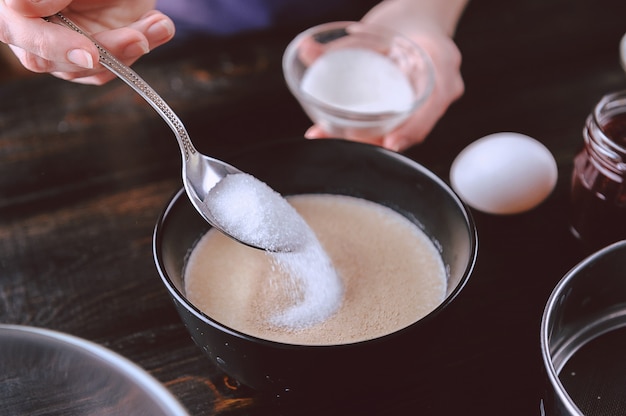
{"left": 45, "top": 13, "right": 196, "bottom": 160}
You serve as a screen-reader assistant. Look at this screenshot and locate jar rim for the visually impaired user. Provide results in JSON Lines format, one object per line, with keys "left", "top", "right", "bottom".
{"left": 593, "top": 90, "right": 626, "bottom": 152}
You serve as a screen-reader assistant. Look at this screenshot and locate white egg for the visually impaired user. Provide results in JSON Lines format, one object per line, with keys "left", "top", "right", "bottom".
{"left": 450, "top": 132, "right": 558, "bottom": 215}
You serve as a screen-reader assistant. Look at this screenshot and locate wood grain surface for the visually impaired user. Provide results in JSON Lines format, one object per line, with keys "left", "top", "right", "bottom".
{"left": 1, "top": 0, "right": 625, "bottom": 414}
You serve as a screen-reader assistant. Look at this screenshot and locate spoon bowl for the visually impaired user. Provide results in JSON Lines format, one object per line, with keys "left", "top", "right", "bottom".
{"left": 47, "top": 13, "right": 292, "bottom": 252}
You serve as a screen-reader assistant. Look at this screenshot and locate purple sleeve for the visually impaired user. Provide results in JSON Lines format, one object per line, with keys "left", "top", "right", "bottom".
{"left": 155, "top": 0, "right": 373, "bottom": 37}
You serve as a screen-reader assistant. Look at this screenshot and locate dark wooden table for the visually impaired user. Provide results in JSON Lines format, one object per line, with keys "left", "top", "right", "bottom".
{"left": 1, "top": 0, "right": 625, "bottom": 414}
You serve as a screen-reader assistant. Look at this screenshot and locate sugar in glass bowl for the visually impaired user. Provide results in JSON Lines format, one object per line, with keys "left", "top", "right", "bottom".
{"left": 283, "top": 21, "right": 434, "bottom": 140}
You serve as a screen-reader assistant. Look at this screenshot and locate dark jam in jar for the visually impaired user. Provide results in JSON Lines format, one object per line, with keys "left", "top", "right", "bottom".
{"left": 570, "top": 92, "right": 626, "bottom": 251}
{"left": 602, "top": 112, "right": 626, "bottom": 144}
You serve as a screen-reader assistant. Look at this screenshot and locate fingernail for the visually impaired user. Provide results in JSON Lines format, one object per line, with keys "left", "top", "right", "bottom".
{"left": 147, "top": 19, "right": 175, "bottom": 41}
{"left": 67, "top": 49, "right": 94, "bottom": 69}
{"left": 304, "top": 126, "right": 316, "bottom": 139}
{"left": 390, "top": 142, "right": 402, "bottom": 152}
{"left": 123, "top": 40, "right": 150, "bottom": 58}
{"left": 384, "top": 137, "right": 404, "bottom": 152}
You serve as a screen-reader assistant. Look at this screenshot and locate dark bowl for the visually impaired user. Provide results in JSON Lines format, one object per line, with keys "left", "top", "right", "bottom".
{"left": 153, "top": 139, "right": 477, "bottom": 397}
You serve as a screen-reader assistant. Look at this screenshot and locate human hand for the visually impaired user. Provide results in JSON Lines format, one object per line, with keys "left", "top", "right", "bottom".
{"left": 305, "top": 0, "right": 466, "bottom": 152}
{"left": 304, "top": 29, "right": 464, "bottom": 152}
{"left": 383, "top": 30, "right": 464, "bottom": 151}
{"left": 0, "top": 0, "right": 175, "bottom": 84}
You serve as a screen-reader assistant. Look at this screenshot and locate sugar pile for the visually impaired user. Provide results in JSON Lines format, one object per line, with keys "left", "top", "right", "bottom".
{"left": 269, "top": 242, "right": 343, "bottom": 329}
{"left": 204, "top": 173, "right": 308, "bottom": 252}
{"left": 204, "top": 173, "right": 343, "bottom": 329}
{"left": 301, "top": 47, "right": 415, "bottom": 114}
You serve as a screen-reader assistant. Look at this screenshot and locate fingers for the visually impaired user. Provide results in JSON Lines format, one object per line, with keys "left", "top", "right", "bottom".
{"left": 128, "top": 11, "right": 175, "bottom": 52}
{"left": 48, "top": 22, "right": 167, "bottom": 85}
{"left": 304, "top": 125, "right": 385, "bottom": 147}
{"left": 304, "top": 125, "right": 330, "bottom": 139}
{"left": 297, "top": 21, "right": 464, "bottom": 152}
{"left": 305, "top": 56, "right": 464, "bottom": 153}
{"left": 1, "top": 14, "right": 99, "bottom": 72}
{"left": 383, "top": 69, "right": 464, "bottom": 151}
{"left": 381, "top": 33, "right": 464, "bottom": 151}
{"left": 297, "top": 35, "right": 325, "bottom": 66}
{"left": 47, "top": 27, "right": 147, "bottom": 84}
{"left": 382, "top": 108, "right": 438, "bottom": 151}
{"left": 0, "top": 1, "right": 175, "bottom": 84}
{"left": 304, "top": 31, "right": 464, "bottom": 152}
{"left": 49, "top": 12, "right": 174, "bottom": 84}
{"left": 5, "top": 0, "right": 73, "bottom": 17}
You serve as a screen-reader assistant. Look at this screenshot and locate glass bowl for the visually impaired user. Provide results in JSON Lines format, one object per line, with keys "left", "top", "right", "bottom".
{"left": 0, "top": 325, "right": 188, "bottom": 415}
{"left": 283, "top": 21, "right": 434, "bottom": 140}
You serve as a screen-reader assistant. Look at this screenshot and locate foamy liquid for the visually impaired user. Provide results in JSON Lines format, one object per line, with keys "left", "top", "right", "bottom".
{"left": 184, "top": 194, "right": 447, "bottom": 345}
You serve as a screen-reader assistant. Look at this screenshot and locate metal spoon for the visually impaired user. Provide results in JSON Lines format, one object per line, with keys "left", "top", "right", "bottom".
{"left": 46, "top": 13, "right": 292, "bottom": 252}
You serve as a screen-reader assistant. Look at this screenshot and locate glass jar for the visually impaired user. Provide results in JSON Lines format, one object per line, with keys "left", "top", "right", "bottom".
{"left": 570, "top": 90, "right": 626, "bottom": 251}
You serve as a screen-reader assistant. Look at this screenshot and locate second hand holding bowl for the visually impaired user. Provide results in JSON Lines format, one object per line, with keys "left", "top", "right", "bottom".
{"left": 46, "top": 13, "right": 296, "bottom": 252}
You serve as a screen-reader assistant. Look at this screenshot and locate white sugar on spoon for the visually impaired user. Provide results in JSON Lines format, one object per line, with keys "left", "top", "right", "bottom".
{"left": 205, "top": 173, "right": 309, "bottom": 252}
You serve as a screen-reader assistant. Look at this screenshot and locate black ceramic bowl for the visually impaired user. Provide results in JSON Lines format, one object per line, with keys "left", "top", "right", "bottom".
{"left": 154, "top": 139, "right": 477, "bottom": 396}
